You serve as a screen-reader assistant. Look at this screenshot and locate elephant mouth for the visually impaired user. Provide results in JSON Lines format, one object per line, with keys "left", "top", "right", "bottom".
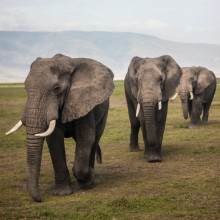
{"left": 6, "top": 119, "right": 56, "bottom": 137}
{"left": 34, "top": 120, "right": 56, "bottom": 137}
{"left": 136, "top": 101, "right": 162, "bottom": 117}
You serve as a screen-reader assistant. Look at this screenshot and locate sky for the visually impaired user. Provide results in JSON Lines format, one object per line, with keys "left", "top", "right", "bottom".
{"left": 0, "top": 0, "right": 220, "bottom": 44}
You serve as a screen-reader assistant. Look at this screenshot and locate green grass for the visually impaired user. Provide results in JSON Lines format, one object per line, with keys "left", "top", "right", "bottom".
{"left": 0, "top": 80, "right": 219, "bottom": 219}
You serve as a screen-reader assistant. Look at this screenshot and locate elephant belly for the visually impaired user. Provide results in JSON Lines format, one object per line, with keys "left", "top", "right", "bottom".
{"left": 63, "top": 122, "right": 76, "bottom": 138}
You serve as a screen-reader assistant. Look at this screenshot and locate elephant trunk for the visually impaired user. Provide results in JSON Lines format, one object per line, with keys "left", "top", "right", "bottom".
{"left": 142, "top": 102, "right": 156, "bottom": 146}
{"left": 182, "top": 102, "right": 189, "bottom": 119}
{"left": 26, "top": 132, "right": 44, "bottom": 202}
{"left": 24, "top": 92, "right": 48, "bottom": 202}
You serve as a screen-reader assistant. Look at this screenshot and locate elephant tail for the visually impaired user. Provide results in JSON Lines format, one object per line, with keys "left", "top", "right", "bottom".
{"left": 96, "top": 144, "right": 102, "bottom": 164}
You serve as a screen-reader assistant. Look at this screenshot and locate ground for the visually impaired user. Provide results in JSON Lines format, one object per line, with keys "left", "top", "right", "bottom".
{"left": 0, "top": 80, "right": 219, "bottom": 219}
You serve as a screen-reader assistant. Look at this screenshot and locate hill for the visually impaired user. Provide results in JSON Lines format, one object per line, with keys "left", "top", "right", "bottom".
{"left": 0, "top": 31, "right": 220, "bottom": 82}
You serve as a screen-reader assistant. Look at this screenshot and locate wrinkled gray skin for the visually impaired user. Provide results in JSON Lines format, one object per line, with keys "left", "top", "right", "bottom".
{"left": 178, "top": 67, "right": 216, "bottom": 128}
{"left": 124, "top": 55, "right": 182, "bottom": 162}
{"left": 18, "top": 54, "right": 114, "bottom": 202}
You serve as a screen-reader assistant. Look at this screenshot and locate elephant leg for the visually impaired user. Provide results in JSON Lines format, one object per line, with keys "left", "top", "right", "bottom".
{"left": 188, "top": 100, "right": 192, "bottom": 117}
{"left": 141, "top": 121, "right": 149, "bottom": 157}
{"left": 89, "top": 106, "right": 109, "bottom": 169}
{"left": 125, "top": 92, "right": 140, "bottom": 151}
{"left": 202, "top": 103, "right": 209, "bottom": 124}
{"left": 190, "top": 95, "right": 203, "bottom": 128}
{"left": 129, "top": 119, "right": 141, "bottom": 152}
{"left": 155, "top": 101, "right": 168, "bottom": 160}
{"left": 73, "top": 112, "right": 96, "bottom": 189}
{"left": 202, "top": 90, "right": 215, "bottom": 124}
{"left": 46, "top": 125, "right": 72, "bottom": 196}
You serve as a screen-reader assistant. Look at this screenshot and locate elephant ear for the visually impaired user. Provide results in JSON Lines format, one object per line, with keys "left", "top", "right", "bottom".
{"left": 195, "top": 68, "right": 216, "bottom": 94}
{"left": 161, "top": 55, "right": 182, "bottom": 101}
{"left": 127, "top": 56, "right": 142, "bottom": 99}
{"left": 61, "top": 60, "right": 114, "bottom": 123}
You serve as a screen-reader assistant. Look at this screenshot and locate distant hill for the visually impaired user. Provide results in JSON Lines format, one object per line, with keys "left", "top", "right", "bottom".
{"left": 0, "top": 30, "right": 220, "bottom": 82}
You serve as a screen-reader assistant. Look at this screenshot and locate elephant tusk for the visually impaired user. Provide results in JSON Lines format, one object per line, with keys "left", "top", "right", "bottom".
{"left": 6, "top": 120, "right": 23, "bottom": 136}
{"left": 158, "top": 101, "right": 162, "bottom": 110}
{"left": 35, "top": 120, "right": 56, "bottom": 137}
{"left": 136, "top": 103, "right": 140, "bottom": 117}
{"left": 190, "top": 91, "right": 193, "bottom": 100}
{"left": 171, "top": 92, "right": 178, "bottom": 100}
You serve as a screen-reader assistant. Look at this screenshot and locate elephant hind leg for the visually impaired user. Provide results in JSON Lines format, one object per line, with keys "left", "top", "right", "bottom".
{"left": 89, "top": 104, "right": 109, "bottom": 168}
{"left": 202, "top": 98, "right": 213, "bottom": 124}
{"left": 202, "top": 103, "right": 209, "bottom": 124}
{"left": 202, "top": 81, "right": 216, "bottom": 124}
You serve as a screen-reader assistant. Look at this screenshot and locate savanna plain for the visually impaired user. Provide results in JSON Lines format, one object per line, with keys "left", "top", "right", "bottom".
{"left": 0, "top": 80, "right": 219, "bottom": 219}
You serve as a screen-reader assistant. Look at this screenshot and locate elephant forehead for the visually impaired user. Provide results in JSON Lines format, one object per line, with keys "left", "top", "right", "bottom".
{"left": 25, "top": 69, "right": 58, "bottom": 90}
{"left": 138, "top": 65, "right": 162, "bottom": 79}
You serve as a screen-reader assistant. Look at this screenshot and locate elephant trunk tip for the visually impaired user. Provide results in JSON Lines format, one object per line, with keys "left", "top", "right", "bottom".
{"left": 184, "top": 114, "right": 188, "bottom": 120}
{"left": 28, "top": 188, "right": 42, "bottom": 202}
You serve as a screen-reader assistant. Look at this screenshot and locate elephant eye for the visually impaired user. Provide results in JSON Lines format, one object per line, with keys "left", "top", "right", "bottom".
{"left": 53, "top": 85, "right": 60, "bottom": 92}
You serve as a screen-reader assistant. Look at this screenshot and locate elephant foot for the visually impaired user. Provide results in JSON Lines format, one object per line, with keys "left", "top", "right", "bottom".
{"left": 53, "top": 183, "right": 73, "bottom": 196}
{"left": 129, "top": 144, "right": 140, "bottom": 152}
{"left": 189, "top": 123, "right": 198, "bottom": 128}
{"left": 202, "top": 119, "right": 208, "bottom": 125}
{"left": 74, "top": 167, "right": 94, "bottom": 189}
{"left": 189, "top": 119, "right": 201, "bottom": 128}
{"left": 144, "top": 149, "right": 162, "bottom": 162}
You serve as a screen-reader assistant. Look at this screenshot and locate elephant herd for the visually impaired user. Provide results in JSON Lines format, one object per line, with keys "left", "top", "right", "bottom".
{"left": 6, "top": 53, "right": 216, "bottom": 202}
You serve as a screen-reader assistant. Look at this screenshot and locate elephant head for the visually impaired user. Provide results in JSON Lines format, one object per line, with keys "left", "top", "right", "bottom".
{"left": 127, "top": 55, "right": 182, "bottom": 147}
{"left": 177, "top": 67, "right": 216, "bottom": 120}
{"left": 6, "top": 54, "right": 114, "bottom": 202}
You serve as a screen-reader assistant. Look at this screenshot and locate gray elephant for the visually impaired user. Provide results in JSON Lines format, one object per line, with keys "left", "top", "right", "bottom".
{"left": 124, "top": 55, "right": 182, "bottom": 162}
{"left": 176, "top": 66, "right": 216, "bottom": 128}
{"left": 6, "top": 54, "right": 114, "bottom": 202}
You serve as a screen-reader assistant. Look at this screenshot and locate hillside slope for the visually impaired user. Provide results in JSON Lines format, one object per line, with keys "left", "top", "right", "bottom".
{"left": 0, "top": 31, "right": 219, "bottom": 82}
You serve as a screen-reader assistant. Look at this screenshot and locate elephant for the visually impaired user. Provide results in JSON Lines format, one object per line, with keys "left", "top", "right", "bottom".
{"left": 176, "top": 66, "right": 216, "bottom": 128}
{"left": 124, "top": 55, "right": 182, "bottom": 162}
{"left": 6, "top": 53, "right": 115, "bottom": 202}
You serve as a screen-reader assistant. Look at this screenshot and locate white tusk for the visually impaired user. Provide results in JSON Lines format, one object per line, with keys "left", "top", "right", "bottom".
{"left": 171, "top": 92, "right": 178, "bottom": 100}
{"left": 190, "top": 91, "right": 193, "bottom": 100}
{"left": 136, "top": 103, "right": 140, "bottom": 117}
{"left": 158, "top": 101, "right": 162, "bottom": 110}
{"left": 35, "top": 120, "right": 56, "bottom": 137}
{"left": 6, "top": 120, "right": 23, "bottom": 136}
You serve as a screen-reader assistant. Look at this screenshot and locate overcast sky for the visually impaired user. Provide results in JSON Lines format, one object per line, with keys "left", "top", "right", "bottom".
{"left": 0, "top": 0, "right": 220, "bottom": 44}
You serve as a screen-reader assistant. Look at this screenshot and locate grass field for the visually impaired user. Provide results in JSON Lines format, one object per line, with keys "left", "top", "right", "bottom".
{"left": 0, "top": 80, "right": 219, "bottom": 219}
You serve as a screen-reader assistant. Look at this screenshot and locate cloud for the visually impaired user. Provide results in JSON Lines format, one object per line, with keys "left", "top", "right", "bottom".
{"left": 143, "top": 19, "right": 172, "bottom": 30}
{"left": 184, "top": 26, "right": 205, "bottom": 34}
{"left": 0, "top": 65, "right": 28, "bottom": 82}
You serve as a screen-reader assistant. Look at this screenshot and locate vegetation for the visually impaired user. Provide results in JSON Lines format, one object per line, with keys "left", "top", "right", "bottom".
{"left": 0, "top": 80, "right": 219, "bottom": 219}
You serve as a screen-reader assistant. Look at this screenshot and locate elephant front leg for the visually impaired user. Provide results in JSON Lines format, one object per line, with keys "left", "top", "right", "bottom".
{"left": 73, "top": 143, "right": 94, "bottom": 189}
{"left": 129, "top": 122, "right": 141, "bottom": 152}
{"left": 46, "top": 126, "right": 72, "bottom": 196}
{"left": 73, "top": 113, "right": 96, "bottom": 189}
{"left": 190, "top": 95, "right": 203, "bottom": 128}
{"left": 126, "top": 96, "right": 141, "bottom": 151}
{"left": 154, "top": 101, "right": 168, "bottom": 161}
